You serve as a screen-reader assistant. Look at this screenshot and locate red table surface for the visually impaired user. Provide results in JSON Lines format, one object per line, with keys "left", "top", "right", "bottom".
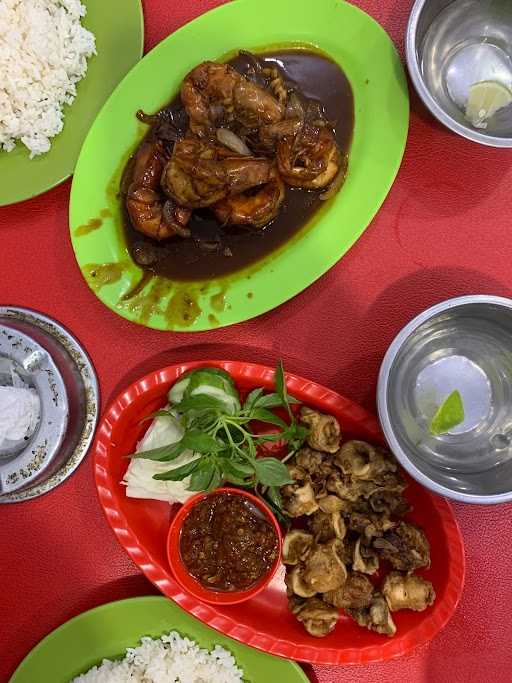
{"left": 2, "top": 0, "right": 512, "bottom": 681}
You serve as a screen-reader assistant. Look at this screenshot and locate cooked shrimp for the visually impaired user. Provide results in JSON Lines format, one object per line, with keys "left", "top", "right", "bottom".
{"left": 276, "top": 122, "right": 341, "bottom": 189}
{"left": 258, "top": 118, "right": 303, "bottom": 154}
{"left": 125, "top": 140, "right": 191, "bottom": 240}
{"left": 213, "top": 169, "right": 285, "bottom": 228}
{"left": 181, "top": 61, "right": 284, "bottom": 135}
{"left": 161, "top": 137, "right": 276, "bottom": 209}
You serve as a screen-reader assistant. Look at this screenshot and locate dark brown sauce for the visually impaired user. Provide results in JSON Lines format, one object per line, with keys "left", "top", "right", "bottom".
{"left": 122, "top": 49, "right": 354, "bottom": 282}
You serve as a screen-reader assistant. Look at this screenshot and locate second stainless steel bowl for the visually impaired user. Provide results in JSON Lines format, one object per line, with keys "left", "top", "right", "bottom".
{"left": 378, "top": 295, "right": 512, "bottom": 504}
{"left": 407, "top": 0, "right": 512, "bottom": 147}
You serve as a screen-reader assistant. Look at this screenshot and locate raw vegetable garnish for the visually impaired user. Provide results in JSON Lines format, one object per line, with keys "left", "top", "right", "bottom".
{"left": 131, "top": 362, "right": 308, "bottom": 512}
{"left": 429, "top": 390, "right": 465, "bottom": 435}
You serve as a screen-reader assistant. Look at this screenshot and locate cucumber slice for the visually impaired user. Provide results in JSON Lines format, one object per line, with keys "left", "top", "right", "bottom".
{"left": 168, "top": 376, "right": 191, "bottom": 404}
{"left": 168, "top": 367, "right": 240, "bottom": 414}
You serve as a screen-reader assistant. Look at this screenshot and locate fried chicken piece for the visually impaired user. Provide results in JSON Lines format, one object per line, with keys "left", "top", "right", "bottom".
{"left": 282, "top": 530, "right": 314, "bottom": 565}
{"left": 317, "top": 494, "right": 347, "bottom": 514}
{"left": 307, "top": 510, "right": 346, "bottom": 543}
{"left": 285, "top": 566, "right": 317, "bottom": 598}
{"left": 382, "top": 572, "right": 436, "bottom": 612}
{"left": 324, "top": 572, "right": 374, "bottom": 610}
{"left": 346, "top": 591, "right": 397, "bottom": 637}
{"left": 302, "top": 541, "right": 348, "bottom": 593}
{"left": 374, "top": 522, "right": 431, "bottom": 572}
{"left": 348, "top": 510, "right": 395, "bottom": 541}
{"left": 368, "top": 488, "right": 411, "bottom": 517}
{"left": 282, "top": 480, "right": 319, "bottom": 517}
{"left": 294, "top": 597, "right": 340, "bottom": 638}
{"left": 300, "top": 407, "right": 341, "bottom": 453}
{"left": 353, "top": 537, "right": 379, "bottom": 575}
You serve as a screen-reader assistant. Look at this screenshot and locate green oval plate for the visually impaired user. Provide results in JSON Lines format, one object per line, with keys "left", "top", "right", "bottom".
{"left": 69, "top": 0, "right": 409, "bottom": 332}
{"left": 9, "top": 596, "right": 309, "bottom": 682}
{"left": 0, "top": 0, "right": 144, "bottom": 207}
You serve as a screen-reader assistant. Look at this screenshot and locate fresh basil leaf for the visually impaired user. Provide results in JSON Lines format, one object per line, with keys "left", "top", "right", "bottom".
{"left": 250, "top": 408, "right": 287, "bottom": 428}
{"left": 275, "top": 361, "right": 285, "bottom": 402}
{"left": 253, "top": 457, "right": 294, "bottom": 486}
{"left": 181, "top": 429, "right": 224, "bottom": 454}
{"left": 244, "top": 387, "right": 264, "bottom": 411}
{"left": 275, "top": 360, "right": 295, "bottom": 418}
{"left": 267, "top": 485, "right": 283, "bottom": 509}
{"left": 130, "top": 440, "right": 186, "bottom": 462}
{"left": 252, "top": 392, "right": 300, "bottom": 409}
{"left": 222, "top": 459, "right": 255, "bottom": 478}
{"left": 188, "top": 461, "right": 215, "bottom": 491}
{"left": 153, "top": 458, "right": 201, "bottom": 481}
{"left": 224, "top": 473, "right": 251, "bottom": 486}
{"left": 254, "top": 432, "right": 285, "bottom": 444}
{"left": 207, "top": 467, "right": 222, "bottom": 491}
{"left": 176, "top": 394, "right": 227, "bottom": 413}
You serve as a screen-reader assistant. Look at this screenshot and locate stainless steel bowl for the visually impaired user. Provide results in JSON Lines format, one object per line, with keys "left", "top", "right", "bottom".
{"left": 406, "top": 0, "right": 512, "bottom": 147}
{"left": 0, "top": 307, "right": 99, "bottom": 502}
{"left": 378, "top": 295, "right": 512, "bottom": 504}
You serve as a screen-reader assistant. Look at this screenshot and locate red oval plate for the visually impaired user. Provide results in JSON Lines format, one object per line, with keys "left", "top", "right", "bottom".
{"left": 94, "top": 361, "right": 465, "bottom": 665}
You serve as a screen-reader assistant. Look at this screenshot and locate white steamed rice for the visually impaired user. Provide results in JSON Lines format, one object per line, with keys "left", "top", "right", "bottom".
{"left": 0, "top": 0, "right": 96, "bottom": 157}
{"left": 71, "top": 631, "right": 245, "bottom": 683}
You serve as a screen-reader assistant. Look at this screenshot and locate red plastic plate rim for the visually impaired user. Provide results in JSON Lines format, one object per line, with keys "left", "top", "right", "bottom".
{"left": 93, "top": 360, "right": 466, "bottom": 665}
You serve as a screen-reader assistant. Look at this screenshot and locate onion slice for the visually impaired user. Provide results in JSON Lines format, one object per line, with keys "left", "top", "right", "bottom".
{"left": 216, "top": 128, "right": 252, "bottom": 156}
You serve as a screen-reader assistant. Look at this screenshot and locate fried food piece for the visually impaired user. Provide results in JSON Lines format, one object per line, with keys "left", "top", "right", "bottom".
{"left": 353, "top": 537, "right": 379, "bottom": 575}
{"left": 324, "top": 572, "right": 374, "bottom": 610}
{"left": 282, "top": 530, "right": 314, "bottom": 566}
{"left": 335, "top": 440, "right": 397, "bottom": 481}
{"left": 317, "top": 494, "right": 348, "bottom": 514}
{"left": 368, "top": 488, "right": 411, "bottom": 517}
{"left": 285, "top": 566, "right": 317, "bottom": 598}
{"left": 326, "top": 471, "right": 364, "bottom": 502}
{"left": 302, "top": 541, "right": 348, "bottom": 593}
{"left": 300, "top": 407, "right": 341, "bottom": 453}
{"left": 374, "top": 522, "right": 431, "bottom": 572}
{"left": 282, "top": 480, "right": 319, "bottom": 517}
{"left": 293, "top": 597, "right": 339, "bottom": 638}
{"left": 346, "top": 591, "right": 397, "bottom": 637}
{"left": 348, "top": 510, "right": 395, "bottom": 541}
{"left": 382, "top": 572, "right": 436, "bottom": 612}
{"left": 307, "top": 510, "right": 346, "bottom": 543}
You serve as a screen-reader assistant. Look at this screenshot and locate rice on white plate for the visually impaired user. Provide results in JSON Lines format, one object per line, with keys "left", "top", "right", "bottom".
{"left": 0, "top": 0, "right": 96, "bottom": 158}
{"left": 71, "top": 631, "right": 245, "bottom": 683}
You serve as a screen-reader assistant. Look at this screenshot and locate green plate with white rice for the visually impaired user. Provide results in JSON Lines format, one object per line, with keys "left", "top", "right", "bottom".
{"left": 9, "top": 596, "right": 309, "bottom": 682}
{"left": 0, "top": 0, "right": 143, "bottom": 207}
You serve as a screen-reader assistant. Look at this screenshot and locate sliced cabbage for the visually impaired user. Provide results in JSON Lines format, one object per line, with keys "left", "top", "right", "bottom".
{"left": 122, "top": 409, "right": 199, "bottom": 504}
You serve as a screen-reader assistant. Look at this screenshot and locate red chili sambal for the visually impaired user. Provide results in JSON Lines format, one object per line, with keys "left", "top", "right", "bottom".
{"left": 179, "top": 492, "right": 278, "bottom": 592}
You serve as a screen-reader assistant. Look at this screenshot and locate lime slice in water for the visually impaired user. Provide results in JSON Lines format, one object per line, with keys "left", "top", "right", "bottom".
{"left": 465, "top": 80, "right": 512, "bottom": 129}
{"left": 430, "top": 390, "right": 465, "bottom": 435}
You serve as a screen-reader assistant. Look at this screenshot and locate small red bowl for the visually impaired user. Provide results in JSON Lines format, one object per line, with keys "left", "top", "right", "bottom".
{"left": 167, "top": 487, "right": 282, "bottom": 606}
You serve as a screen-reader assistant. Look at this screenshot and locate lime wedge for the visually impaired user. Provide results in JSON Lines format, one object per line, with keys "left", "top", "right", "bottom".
{"left": 465, "top": 80, "right": 512, "bottom": 129}
{"left": 430, "top": 390, "right": 465, "bottom": 435}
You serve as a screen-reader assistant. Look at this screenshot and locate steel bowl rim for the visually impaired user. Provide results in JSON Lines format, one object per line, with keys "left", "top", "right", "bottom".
{"left": 0, "top": 306, "right": 100, "bottom": 502}
{"left": 406, "top": 0, "right": 512, "bottom": 149}
{"left": 378, "top": 294, "right": 512, "bottom": 504}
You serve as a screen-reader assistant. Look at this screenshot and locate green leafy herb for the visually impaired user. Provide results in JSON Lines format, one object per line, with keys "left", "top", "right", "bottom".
{"left": 430, "top": 390, "right": 465, "bottom": 435}
{"left": 137, "top": 361, "right": 308, "bottom": 510}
